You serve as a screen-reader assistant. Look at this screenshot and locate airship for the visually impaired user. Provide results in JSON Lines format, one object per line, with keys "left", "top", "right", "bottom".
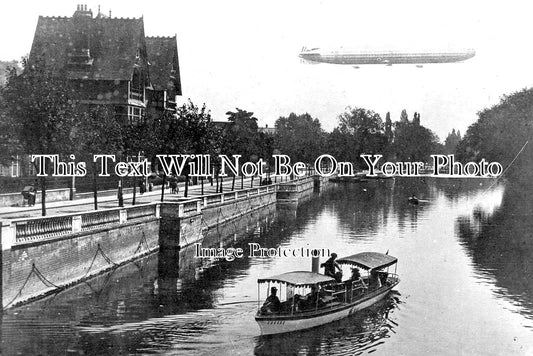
{"left": 299, "top": 47, "right": 475, "bottom": 67}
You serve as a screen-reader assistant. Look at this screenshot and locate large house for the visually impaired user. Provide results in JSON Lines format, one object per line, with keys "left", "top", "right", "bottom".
{"left": 28, "top": 4, "right": 182, "bottom": 124}
{"left": 0, "top": 5, "right": 182, "bottom": 179}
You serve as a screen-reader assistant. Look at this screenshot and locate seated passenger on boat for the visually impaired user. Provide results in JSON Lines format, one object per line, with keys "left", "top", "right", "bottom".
{"left": 297, "top": 285, "right": 330, "bottom": 310}
{"left": 261, "top": 287, "right": 281, "bottom": 314}
{"left": 349, "top": 267, "right": 367, "bottom": 289}
{"left": 369, "top": 269, "right": 383, "bottom": 289}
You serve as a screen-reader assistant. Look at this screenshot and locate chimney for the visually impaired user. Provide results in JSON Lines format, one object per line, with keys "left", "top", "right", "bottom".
{"left": 69, "top": 4, "right": 93, "bottom": 67}
{"left": 311, "top": 251, "right": 320, "bottom": 273}
{"left": 73, "top": 4, "right": 93, "bottom": 18}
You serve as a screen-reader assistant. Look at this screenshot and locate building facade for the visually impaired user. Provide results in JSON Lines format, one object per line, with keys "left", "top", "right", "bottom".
{"left": 28, "top": 4, "right": 182, "bottom": 124}
{"left": 1, "top": 4, "right": 182, "bottom": 179}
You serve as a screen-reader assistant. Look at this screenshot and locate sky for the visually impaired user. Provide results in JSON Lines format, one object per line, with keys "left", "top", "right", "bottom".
{"left": 1, "top": 0, "right": 533, "bottom": 140}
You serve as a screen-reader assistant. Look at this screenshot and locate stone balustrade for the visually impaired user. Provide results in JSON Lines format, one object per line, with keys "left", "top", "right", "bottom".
{"left": 182, "top": 200, "right": 200, "bottom": 214}
{"left": 277, "top": 184, "right": 299, "bottom": 192}
{"left": 223, "top": 191, "right": 236, "bottom": 202}
{"left": 206, "top": 194, "right": 221, "bottom": 204}
{"left": 1, "top": 180, "right": 291, "bottom": 249}
{"left": 14, "top": 215, "right": 73, "bottom": 243}
{"left": 81, "top": 209, "right": 121, "bottom": 231}
{"left": 126, "top": 204, "right": 158, "bottom": 222}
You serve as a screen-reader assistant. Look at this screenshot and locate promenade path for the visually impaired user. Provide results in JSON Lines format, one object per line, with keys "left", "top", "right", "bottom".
{"left": 0, "top": 176, "right": 285, "bottom": 221}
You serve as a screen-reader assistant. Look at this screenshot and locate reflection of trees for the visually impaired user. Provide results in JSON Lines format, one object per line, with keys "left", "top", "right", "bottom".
{"left": 456, "top": 180, "right": 533, "bottom": 319}
{"left": 432, "top": 177, "right": 494, "bottom": 202}
{"left": 160, "top": 196, "right": 328, "bottom": 313}
{"left": 325, "top": 178, "right": 433, "bottom": 234}
{"left": 1, "top": 255, "right": 159, "bottom": 355}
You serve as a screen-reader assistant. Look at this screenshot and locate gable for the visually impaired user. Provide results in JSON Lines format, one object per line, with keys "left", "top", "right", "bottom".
{"left": 29, "top": 15, "right": 146, "bottom": 81}
{"left": 145, "top": 36, "right": 182, "bottom": 95}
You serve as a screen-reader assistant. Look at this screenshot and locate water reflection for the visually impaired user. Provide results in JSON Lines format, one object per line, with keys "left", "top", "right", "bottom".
{"left": 456, "top": 180, "right": 533, "bottom": 321}
{"left": 3, "top": 179, "right": 533, "bottom": 355}
{"left": 254, "top": 292, "right": 402, "bottom": 356}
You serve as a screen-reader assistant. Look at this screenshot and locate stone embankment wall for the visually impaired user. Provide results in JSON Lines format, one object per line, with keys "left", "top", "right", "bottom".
{"left": 0, "top": 176, "right": 321, "bottom": 308}
{"left": 1, "top": 204, "right": 160, "bottom": 309}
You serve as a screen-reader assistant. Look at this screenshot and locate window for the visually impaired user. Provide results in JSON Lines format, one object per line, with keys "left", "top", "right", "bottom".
{"left": 128, "top": 106, "right": 145, "bottom": 125}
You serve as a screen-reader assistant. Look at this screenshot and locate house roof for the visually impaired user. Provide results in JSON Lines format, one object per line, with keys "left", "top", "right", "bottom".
{"left": 29, "top": 15, "right": 146, "bottom": 81}
{"left": 145, "top": 36, "right": 182, "bottom": 95}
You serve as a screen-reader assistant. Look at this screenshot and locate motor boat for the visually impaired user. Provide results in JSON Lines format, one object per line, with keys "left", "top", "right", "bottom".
{"left": 255, "top": 252, "right": 399, "bottom": 335}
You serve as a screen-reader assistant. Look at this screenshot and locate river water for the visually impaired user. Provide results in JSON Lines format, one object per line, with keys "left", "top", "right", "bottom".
{"left": 2, "top": 178, "right": 533, "bottom": 355}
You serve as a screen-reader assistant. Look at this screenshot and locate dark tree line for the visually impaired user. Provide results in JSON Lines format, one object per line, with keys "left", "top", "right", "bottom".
{"left": 1, "top": 58, "right": 448, "bottom": 215}
{"left": 456, "top": 88, "right": 533, "bottom": 182}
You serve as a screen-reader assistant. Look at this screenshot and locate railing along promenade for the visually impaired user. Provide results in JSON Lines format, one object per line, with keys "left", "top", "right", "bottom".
{"left": 0, "top": 177, "right": 313, "bottom": 248}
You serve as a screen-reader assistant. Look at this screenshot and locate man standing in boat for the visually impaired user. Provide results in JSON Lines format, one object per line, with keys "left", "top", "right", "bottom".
{"left": 321, "top": 253, "right": 342, "bottom": 281}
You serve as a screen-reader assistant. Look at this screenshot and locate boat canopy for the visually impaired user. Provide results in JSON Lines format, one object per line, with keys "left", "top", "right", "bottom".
{"left": 258, "top": 271, "right": 335, "bottom": 287}
{"left": 337, "top": 252, "right": 397, "bottom": 270}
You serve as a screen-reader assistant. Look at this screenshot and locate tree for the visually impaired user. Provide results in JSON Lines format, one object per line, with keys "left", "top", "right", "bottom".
{"left": 413, "top": 112, "right": 420, "bottom": 125}
{"left": 443, "top": 128, "right": 461, "bottom": 154}
{"left": 327, "top": 127, "right": 359, "bottom": 164}
{"left": 385, "top": 112, "right": 393, "bottom": 144}
{"left": 73, "top": 105, "right": 123, "bottom": 209}
{"left": 0, "top": 60, "right": 20, "bottom": 87}
{"left": 221, "top": 108, "right": 260, "bottom": 161}
{"left": 0, "top": 88, "right": 22, "bottom": 167}
{"left": 150, "top": 100, "right": 220, "bottom": 196}
{"left": 274, "top": 113, "right": 325, "bottom": 163}
{"left": 175, "top": 100, "right": 220, "bottom": 155}
{"left": 381, "top": 112, "right": 395, "bottom": 161}
{"left": 2, "top": 60, "right": 79, "bottom": 215}
{"left": 336, "top": 106, "right": 387, "bottom": 167}
{"left": 400, "top": 109, "right": 409, "bottom": 123}
{"left": 456, "top": 88, "right": 533, "bottom": 182}
{"left": 392, "top": 120, "right": 440, "bottom": 162}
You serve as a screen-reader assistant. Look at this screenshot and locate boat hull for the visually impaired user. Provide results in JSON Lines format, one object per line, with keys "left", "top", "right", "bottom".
{"left": 256, "top": 284, "right": 395, "bottom": 335}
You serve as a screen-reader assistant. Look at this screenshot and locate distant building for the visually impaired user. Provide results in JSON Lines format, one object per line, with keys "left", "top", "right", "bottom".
{"left": 258, "top": 124, "right": 276, "bottom": 135}
{"left": 28, "top": 4, "right": 182, "bottom": 124}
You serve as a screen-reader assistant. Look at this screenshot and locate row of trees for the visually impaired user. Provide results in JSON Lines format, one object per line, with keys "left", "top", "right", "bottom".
{"left": 274, "top": 108, "right": 441, "bottom": 169}
{"left": 214, "top": 107, "right": 443, "bottom": 171}
{"left": 0, "top": 62, "right": 220, "bottom": 215}
{"left": 1, "top": 60, "right": 450, "bottom": 215}
{"left": 456, "top": 88, "right": 533, "bottom": 182}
